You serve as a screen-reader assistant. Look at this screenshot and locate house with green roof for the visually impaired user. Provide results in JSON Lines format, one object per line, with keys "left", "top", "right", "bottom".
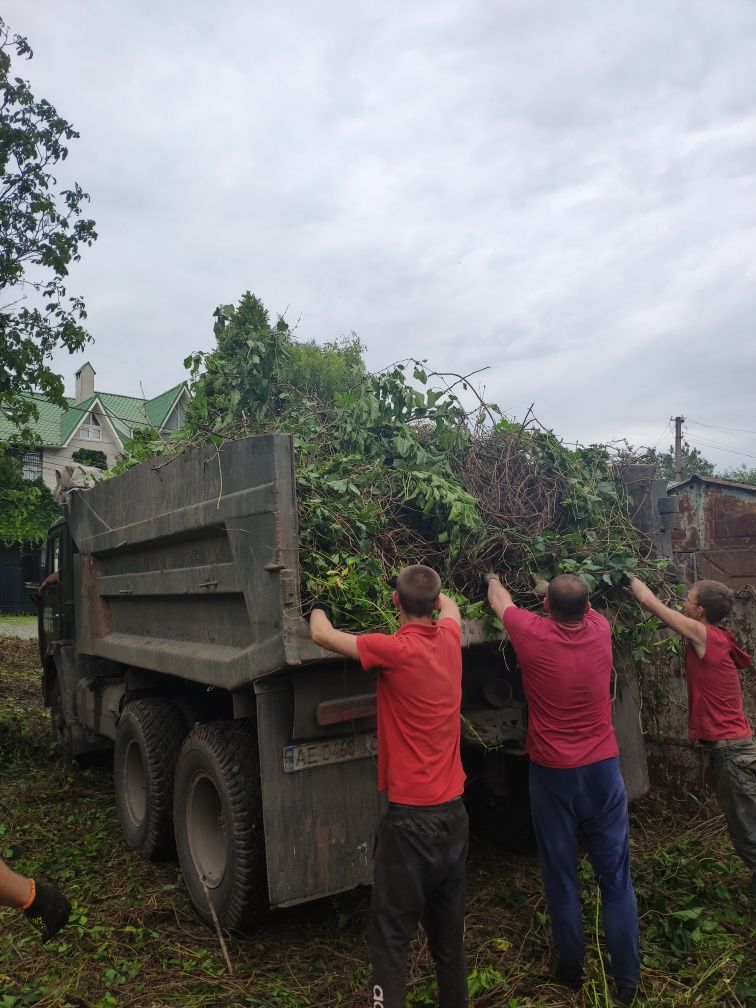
{"left": 0, "top": 362, "right": 190, "bottom": 492}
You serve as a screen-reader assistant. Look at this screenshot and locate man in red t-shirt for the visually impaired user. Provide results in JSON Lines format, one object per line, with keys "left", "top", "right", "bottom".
{"left": 629, "top": 577, "right": 755, "bottom": 907}
{"left": 486, "top": 573, "right": 639, "bottom": 1006}
{"left": 310, "top": 565, "right": 468, "bottom": 1008}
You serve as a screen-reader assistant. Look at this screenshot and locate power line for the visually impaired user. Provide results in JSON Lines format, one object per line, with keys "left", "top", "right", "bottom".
{"left": 652, "top": 420, "right": 672, "bottom": 452}
{"left": 684, "top": 434, "right": 756, "bottom": 462}
{"left": 686, "top": 417, "right": 756, "bottom": 438}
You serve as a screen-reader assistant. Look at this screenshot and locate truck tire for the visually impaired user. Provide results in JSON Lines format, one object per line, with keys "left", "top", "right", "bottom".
{"left": 114, "top": 699, "right": 187, "bottom": 862}
{"left": 173, "top": 720, "right": 268, "bottom": 932}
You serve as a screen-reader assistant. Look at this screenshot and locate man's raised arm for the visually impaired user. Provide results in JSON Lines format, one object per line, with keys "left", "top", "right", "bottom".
{"left": 627, "top": 577, "right": 706, "bottom": 648}
{"left": 437, "top": 592, "right": 461, "bottom": 627}
{"left": 485, "top": 573, "right": 515, "bottom": 618}
{"left": 309, "top": 609, "right": 360, "bottom": 660}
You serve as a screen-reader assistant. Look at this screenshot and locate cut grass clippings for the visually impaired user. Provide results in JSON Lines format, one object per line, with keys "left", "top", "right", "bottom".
{"left": 1, "top": 637, "right": 754, "bottom": 1008}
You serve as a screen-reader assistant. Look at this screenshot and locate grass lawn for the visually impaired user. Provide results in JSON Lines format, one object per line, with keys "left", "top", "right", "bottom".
{"left": 1, "top": 636, "right": 754, "bottom": 1007}
{"left": 0, "top": 614, "right": 36, "bottom": 627}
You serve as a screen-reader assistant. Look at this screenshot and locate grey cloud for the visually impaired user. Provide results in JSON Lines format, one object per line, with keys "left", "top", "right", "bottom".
{"left": 3, "top": 0, "right": 755, "bottom": 466}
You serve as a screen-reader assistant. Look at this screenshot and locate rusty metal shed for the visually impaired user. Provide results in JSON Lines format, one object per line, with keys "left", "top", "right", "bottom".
{"left": 669, "top": 474, "right": 756, "bottom": 587}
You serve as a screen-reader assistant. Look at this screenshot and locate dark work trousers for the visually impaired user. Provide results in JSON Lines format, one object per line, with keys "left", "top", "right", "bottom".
{"left": 369, "top": 797, "right": 469, "bottom": 1008}
{"left": 529, "top": 757, "right": 639, "bottom": 990}
{"left": 708, "top": 738, "right": 756, "bottom": 876}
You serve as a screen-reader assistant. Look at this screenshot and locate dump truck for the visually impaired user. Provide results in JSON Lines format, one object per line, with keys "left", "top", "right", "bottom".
{"left": 35, "top": 434, "right": 649, "bottom": 930}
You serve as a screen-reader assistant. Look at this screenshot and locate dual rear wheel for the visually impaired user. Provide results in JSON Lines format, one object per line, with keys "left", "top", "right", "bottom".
{"left": 114, "top": 699, "right": 186, "bottom": 860}
{"left": 112, "top": 700, "right": 267, "bottom": 930}
{"left": 173, "top": 720, "right": 268, "bottom": 931}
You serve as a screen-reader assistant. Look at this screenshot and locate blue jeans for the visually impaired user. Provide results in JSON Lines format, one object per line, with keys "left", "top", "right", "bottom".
{"left": 529, "top": 757, "right": 639, "bottom": 990}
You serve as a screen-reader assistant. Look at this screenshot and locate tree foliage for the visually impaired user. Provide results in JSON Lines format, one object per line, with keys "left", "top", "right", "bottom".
{"left": 184, "top": 293, "right": 366, "bottom": 432}
{"left": 718, "top": 463, "right": 756, "bottom": 485}
{"left": 640, "top": 440, "right": 716, "bottom": 482}
{"left": 0, "top": 17, "right": 97, "bottom": 432}
{"left": 72, "top": 447, "right": 107, "bottom": 470}
{"left": 633, "top": 438, "right": 756, "bottom": 485}
{"left": 117, "top": 292, "right": 676, "bottom": 659}
{"left": 0, "top": 446, "right": 58, "bottom": 545}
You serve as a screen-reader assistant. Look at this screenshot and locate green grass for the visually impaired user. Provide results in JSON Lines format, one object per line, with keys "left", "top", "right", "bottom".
{"left": 1, "top": 637, "right": 754, "bottom": 1008}
{"left": 0, "top": 614, "right": 36, "bottom": 627}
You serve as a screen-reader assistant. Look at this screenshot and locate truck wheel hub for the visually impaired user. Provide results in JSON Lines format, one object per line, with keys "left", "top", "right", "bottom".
{"left": 124, "top": 739, "right": 147, "bottom": 826}
{"left": 187, "top": 771, "right": 226, "bottom": 888}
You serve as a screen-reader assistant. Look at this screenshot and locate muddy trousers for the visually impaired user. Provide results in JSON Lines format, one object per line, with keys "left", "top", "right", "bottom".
{"left": 708, "top": 738, "right": 756, "bottom": 883}
{"left": 369, "top": 798, "right": 469, "bottom": 1008}
{"left": 529, "top": 757, "right": 640, "bottom": 991}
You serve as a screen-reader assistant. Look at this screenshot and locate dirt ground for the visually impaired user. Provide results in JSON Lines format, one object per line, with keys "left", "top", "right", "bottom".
{"left": 1, "top": 636, "right": 754, "bottom": 1008}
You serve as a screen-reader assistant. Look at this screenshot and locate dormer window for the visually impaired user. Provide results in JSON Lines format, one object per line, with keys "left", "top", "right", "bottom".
{"left": 79, "top": 411, "right": 102, "bottom": 441}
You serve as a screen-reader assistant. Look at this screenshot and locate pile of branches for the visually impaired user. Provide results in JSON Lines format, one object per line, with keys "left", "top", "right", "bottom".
{"left": 121, "top": 294, "right": 673, "bottom": 655}
{"left": 291, "top": 409, "right": 668, "bottom": 640}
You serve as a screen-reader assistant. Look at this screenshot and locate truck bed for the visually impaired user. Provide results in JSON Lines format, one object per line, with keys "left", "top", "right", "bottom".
{"left": 65, "top": 435, "right": 500, "bottom": 690}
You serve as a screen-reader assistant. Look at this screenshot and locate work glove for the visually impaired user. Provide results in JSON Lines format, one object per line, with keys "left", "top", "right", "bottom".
{"left": 24, "top": 882, "right": 71, "bottom": 943}
{"left": 532, "top": 575, "right": 549, "bottom": 597}
{"left": 482, "top": 571, "right": 501, "bottom": 586}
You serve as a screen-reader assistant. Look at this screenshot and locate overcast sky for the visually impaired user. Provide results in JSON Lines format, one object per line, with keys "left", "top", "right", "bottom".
{"left": 5, "top": 1, "right": 756, "bottom": 469}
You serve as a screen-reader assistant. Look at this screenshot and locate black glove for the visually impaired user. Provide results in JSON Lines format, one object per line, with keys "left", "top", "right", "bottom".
{"left": 24, "top": 882, "right": 71, "bottom": 942}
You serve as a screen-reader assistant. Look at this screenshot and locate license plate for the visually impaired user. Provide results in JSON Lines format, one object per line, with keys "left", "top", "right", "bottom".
{"left": 283, "top": 733, "right": 378, "bottom": 773}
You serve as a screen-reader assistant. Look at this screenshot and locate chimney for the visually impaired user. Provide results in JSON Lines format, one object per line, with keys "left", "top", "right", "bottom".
{"left": 75, "top": 362, "right": 96, "bottom": 403}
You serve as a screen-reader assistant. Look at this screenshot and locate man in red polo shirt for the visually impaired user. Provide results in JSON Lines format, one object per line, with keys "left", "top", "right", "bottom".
{"left": 310, "top": 565, "right": 468, "bottom": 1008}
{"left": 486, "top": 572, "right": 639, "bottom": 1006}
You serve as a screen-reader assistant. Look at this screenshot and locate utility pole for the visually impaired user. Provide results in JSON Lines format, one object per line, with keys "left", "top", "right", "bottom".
{"left": 672, "top": 415, "right": 684, "bottom": 482}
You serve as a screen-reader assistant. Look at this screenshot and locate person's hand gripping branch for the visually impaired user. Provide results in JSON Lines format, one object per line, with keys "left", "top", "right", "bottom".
{"left": 483, "top": 572, "right": 515, "bottom": 618}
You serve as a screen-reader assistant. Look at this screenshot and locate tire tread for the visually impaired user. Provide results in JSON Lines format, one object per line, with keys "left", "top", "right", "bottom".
{"left": 174, "top": 719, "right": 267, "bottom": 931}
{"left": 115, "top": 698, "right": 186, "bottom": 861}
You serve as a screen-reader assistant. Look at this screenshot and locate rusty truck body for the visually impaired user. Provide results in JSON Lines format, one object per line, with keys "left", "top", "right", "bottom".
{"left": 37, "top": 434, "right": 648, "bottom": 930}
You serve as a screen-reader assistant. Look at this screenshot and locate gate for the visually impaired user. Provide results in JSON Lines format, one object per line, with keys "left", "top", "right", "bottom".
{"left": 0, "top": 543, "right": 42, "bottom": 614}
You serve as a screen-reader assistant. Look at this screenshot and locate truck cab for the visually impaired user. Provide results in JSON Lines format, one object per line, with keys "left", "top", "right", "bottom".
{"left": 37, "top": 517, "right": 75, "bottom": 659}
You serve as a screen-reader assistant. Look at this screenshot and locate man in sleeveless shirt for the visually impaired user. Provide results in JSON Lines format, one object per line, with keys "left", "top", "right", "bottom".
{"left": 629, "top": 577, "right": 755, "bottom": 907}
{"left": 310, "top": 565, "right": 469, "bottom": 1008}
{"left": 486, "top": 572, "right": 640, "bottom": 1005}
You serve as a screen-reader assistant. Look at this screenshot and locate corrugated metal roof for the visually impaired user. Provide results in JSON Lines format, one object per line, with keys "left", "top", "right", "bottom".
{"left": 60, "top": 394, "right": 97, "bottom": 443}
{"left": 0, "top": 393, "right": 67, "bottom": 445}
{"left": 0, "top": 382, "right": 189, "bottom": 446}
{"left": 668, "top": 473, "right": 756, "bottom": 494}
{"left": 144, "top": 383, "right": 186, "bottom": 427}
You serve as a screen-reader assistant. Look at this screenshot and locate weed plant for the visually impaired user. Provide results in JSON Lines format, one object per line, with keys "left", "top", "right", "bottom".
{"left": 1, "top": 638, "right": 753, "bottom": 1007}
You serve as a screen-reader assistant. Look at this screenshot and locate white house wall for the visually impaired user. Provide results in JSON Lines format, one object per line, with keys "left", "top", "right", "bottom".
{"left": 41, "top": 419, "right": 122, "bottom": 491}
{"left": 161, "top": 392, "right": 189, "bottom": 433}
